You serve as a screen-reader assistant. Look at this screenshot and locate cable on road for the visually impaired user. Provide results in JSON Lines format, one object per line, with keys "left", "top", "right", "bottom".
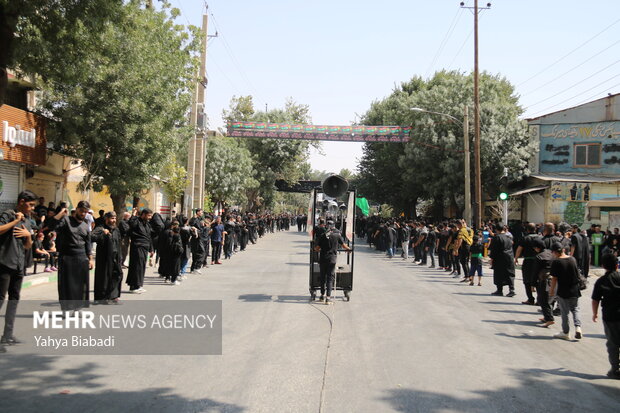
{"left": 309, "top": 300, "right": 335, "bottom": 413}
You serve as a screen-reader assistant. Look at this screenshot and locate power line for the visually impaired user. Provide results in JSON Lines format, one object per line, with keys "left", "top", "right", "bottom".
{"left": 528, "top": 74, "right": 620, "bottom": 117}
{"left": 208, "top": 10, "right": 266, "bottom": 106}
{"left": 524, "top": 59, "right": 620, "bottom": 109}
{"left": 517, "top": 17, "right": 620, "bottom": 87}
{"left": 521, "top": 39, "right": 620, "bottom": 96}
{"left": 424, "top": 8, "right": 463, "bottom": 78}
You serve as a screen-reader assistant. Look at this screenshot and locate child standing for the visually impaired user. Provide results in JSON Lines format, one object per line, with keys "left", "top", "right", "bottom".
{"left": 469, "top": 236, "right": 484, "bottom": 286}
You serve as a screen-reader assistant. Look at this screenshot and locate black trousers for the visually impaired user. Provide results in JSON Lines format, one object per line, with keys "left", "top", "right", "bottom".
{"left": 438, "top": 248, "right": 445, "bottom": 268}
{"left": 0, "top": 266, "right": 24, "bottom": 339}
{"left": 452, "top": 253, "right": 461, "bottom": 274}
{"left": 319, "top": 261, "right": 336, "bottom": 297}
{"left": 126, "top": 245, "right": 148, "bottom": 290}
{"left": 212, "top": 242, "right": 222, "bottom": 263}
{"left": 537, "top": 278, "right": 554, "bottom": 322}
{"left": 459, "top": 246, "right": 470, "bottom": 277}
{"left": 522, "top": 260, "right": 536, "bottom": 303}
{"left": 58, "top": 254, "right": 90, "bottom": 311}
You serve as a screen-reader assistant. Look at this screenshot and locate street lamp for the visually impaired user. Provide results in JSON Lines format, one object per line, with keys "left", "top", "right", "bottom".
{"left": 410, "top": 106, "right": 472, "bottom": 226}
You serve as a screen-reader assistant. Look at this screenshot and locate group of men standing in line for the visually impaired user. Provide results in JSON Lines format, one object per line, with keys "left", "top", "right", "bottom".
{"left": 0, "top": 189, "right": 296, "bottom": 353}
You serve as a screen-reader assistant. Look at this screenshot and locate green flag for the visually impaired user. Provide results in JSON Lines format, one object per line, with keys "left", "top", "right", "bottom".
{"left": 355, "top": 197, "right": 370, "bottom": 216}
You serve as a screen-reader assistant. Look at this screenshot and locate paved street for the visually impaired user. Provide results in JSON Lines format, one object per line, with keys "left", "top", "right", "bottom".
{"left": 2, "top": 230, "right": 620, "bottom": 412}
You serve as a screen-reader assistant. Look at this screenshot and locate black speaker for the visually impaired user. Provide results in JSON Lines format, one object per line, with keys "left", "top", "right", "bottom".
{"left": 322, "top": 174, "right": 349, "bottom": 198}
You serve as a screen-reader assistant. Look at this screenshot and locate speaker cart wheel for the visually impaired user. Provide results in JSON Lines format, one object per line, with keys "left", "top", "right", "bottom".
{"left": 310, "top": 290, "right": 316, "bottom": 301}
{"left": 344, "top": 290, "right": 351, "bottom": 302}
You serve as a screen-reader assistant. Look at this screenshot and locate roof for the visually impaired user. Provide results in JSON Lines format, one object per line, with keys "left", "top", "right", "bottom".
{"left": 529, "top": 173, "right": 620, "bottom": 183}
{"left": 509, "top": 186, "right": 549, "bottom": 196}
{"left": 527, "top": 93, "right": 620, "bottom": 123}
{"left": 586, "top": 198, "right": 620, "bottom": 208}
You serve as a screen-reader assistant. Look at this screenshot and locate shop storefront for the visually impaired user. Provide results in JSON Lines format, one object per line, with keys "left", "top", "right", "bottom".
{"left": 0, "top": 104, "right": 47, "bottom": 210}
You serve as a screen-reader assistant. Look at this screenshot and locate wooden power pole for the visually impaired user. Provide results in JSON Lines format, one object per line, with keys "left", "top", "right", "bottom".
{"left": 185, "top": 13, "right": 209, "bottom": 216}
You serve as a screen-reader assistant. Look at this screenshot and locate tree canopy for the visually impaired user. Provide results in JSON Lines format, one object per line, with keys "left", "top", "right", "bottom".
{"left": 0, "top": 0, "right": 123, "bottom": 105}
{"left": 221, "top": 96, "right": 318, "bottom": 210}
{"left": 40, "top": 2, "right": 200, "bottom": 213}
{"left": 357, "top": 70, "right": 532, "bottom": 217}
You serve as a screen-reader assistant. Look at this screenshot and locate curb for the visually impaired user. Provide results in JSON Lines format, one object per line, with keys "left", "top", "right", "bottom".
{"left": 22, "top": 274, "right": 58, "bottom": 289}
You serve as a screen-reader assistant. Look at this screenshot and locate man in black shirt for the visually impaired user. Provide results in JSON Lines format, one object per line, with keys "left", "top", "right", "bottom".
{"left": 0, "top": 190, "right": 36, "bottom": 350}
{"left": 314, "top": 221, "right": 351, "bottom": 304}
{"left": 515, "top": 223, "right": 541, "bottom": 305}
{"left": 550, "top": 242, "right": 582, "bottom": 340}
{"left": 47, "top": 201, "right": 93, "bottom": 313}
{"left": 592, "top": 253, "right": 620, "bottom": 379}
{"left": 126, "top": 208, "right": 154, "bottom": 293}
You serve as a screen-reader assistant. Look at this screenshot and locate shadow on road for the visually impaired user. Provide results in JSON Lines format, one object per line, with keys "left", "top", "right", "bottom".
{"left": 284, "top": 262, "right": 307, "bottom": 266}
{"left": 495, "top": 332, "right": 554, "bottom": 340}
{"left": 379, "top": 367, "right": 620, "bottom": 412}
{"left": 0, "top": 354, "right": 245, "bottom": 412}
{"left": 482, "top": 319, "right": 539, "bottom": 326}
{"left": 237, "top": 294, "right": 273, "bottom": 302}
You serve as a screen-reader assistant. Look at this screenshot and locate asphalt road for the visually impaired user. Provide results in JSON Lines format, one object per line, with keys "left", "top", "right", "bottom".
{"left": 1, "top": 230, "right": 619, "bottom": 412}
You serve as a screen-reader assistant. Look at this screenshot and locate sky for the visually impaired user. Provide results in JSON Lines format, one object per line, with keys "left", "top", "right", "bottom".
{"left": 168, "top": 0, "right": 620, "bottom": 173}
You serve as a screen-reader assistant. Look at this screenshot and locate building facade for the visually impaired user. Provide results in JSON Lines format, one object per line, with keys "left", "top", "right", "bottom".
{"left": 514, "top": 94, "right": 620, "bottom": 228}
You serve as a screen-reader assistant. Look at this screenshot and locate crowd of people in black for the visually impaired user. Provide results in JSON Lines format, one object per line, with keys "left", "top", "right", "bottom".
{"left": 355, "top": 214, "right": 620, "bottom": 379}
{"left": 0, "top": 189, "right": 297, "bottom": 353}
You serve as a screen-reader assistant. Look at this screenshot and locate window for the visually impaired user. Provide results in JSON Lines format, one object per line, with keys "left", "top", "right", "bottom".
{"left": 574, "top": 143, "right": 601, "bottom": 167}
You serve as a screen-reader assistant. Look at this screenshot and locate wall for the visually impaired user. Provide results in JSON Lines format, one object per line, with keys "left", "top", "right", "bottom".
{"left": 536, "top": 121, "right": 620, "bottom": 174}
{"left": 545, "top": 181, "right": 620, "bottom": 228}
{"left": 0, "top": 104, "right": 46, "bottom": 166}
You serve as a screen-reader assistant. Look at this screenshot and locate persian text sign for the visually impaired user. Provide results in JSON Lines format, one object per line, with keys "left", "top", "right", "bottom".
{"left": 227, "top": 122, "right": 411, "bottom": 143}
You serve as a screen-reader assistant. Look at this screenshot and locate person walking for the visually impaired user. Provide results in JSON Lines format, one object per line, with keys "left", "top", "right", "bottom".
{"left": 314, "top": 221, "right": 351, "bottom": 304}
{"left": 592, "top": 253, "right": 620, "bottom": 379}
{"left": 550, "top": 242, "right": 583, "bottom": 340}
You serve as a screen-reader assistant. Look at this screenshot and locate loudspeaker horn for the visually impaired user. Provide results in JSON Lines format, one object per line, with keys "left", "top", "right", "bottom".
{"left": 322, "top": 174, "right": 349, "bottom": 198}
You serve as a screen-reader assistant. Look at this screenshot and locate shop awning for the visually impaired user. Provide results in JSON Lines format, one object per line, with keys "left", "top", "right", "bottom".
{"left": 509, "top": 186, "right": 549, "bottom": 197}
{"left": 586, "top": 198, "right": 620, "bottom": 208}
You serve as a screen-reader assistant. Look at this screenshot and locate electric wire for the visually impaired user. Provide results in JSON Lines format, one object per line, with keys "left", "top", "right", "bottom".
{"left": 521, "top": 39, "right": 620, "bottom": 96}
{"left": 528, "top": 74, "right": 620, "bottom": 117}
{"left": 517, "top": 17, "right": 620, "bottom": 87}
{"left": 424, "top": 8, "right": 463, "bottom": 78}
{"left": 524, "top": 59, "right": 620, "bottom": 110}
{"left": 208, "top": 10, "right": 266, "bottom": 106}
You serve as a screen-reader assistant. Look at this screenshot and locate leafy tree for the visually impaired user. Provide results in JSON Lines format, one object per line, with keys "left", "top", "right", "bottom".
{"left": 223, "top": 96, "right": 318, "bottom": 211}
{"left": 358, "top": 71, "right": 533, "bottom": 218}
{"left": 204, "top": 137, "right": 256, "bottom": 206}
{"left": 41, "top": 2, "right": 200, "bottom": 214}
{"left": 161, "top": 160, "right": 188, "bottom": 209}
{"left": 0, "top": 0, "right": 123, "bottom": 105}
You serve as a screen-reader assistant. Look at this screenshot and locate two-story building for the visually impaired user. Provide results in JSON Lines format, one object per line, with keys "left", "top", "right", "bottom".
{"left": 0, "top": 72, "right": 48, "bottom": 210}
{"left": 511, "top": 93, "right": 620, "bottom": 228}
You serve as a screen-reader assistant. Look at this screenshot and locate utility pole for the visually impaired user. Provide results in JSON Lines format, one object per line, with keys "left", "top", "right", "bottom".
{"left": 185, "top": 13, "right": 209, "bottom": 216}
{"left": 473, "top": 0, "right": 482, "bottom": 230}
{"left": 461, "top": 1, "right": 490, "bottom": 230}
{"left": 463, "top": 105, "right": 471, "bottom": 226}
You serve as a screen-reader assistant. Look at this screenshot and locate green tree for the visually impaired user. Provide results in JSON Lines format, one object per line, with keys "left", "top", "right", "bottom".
{"left": 41, "top": 2, "right": 200, "bottom": 214}
{"left": 161, "top": 160, "right": 188, "bottom": 209}
{"left": 204, "top": 136, "right": 256, "bottom": 206}
{"left": 223, "top": 96, "right": 319, "bottom": 211}
{"left": 0, "top": 0, "right": 123, "bottom": 105}
{"left": 358, "top": 71, "right": 533, "bottom": 218}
